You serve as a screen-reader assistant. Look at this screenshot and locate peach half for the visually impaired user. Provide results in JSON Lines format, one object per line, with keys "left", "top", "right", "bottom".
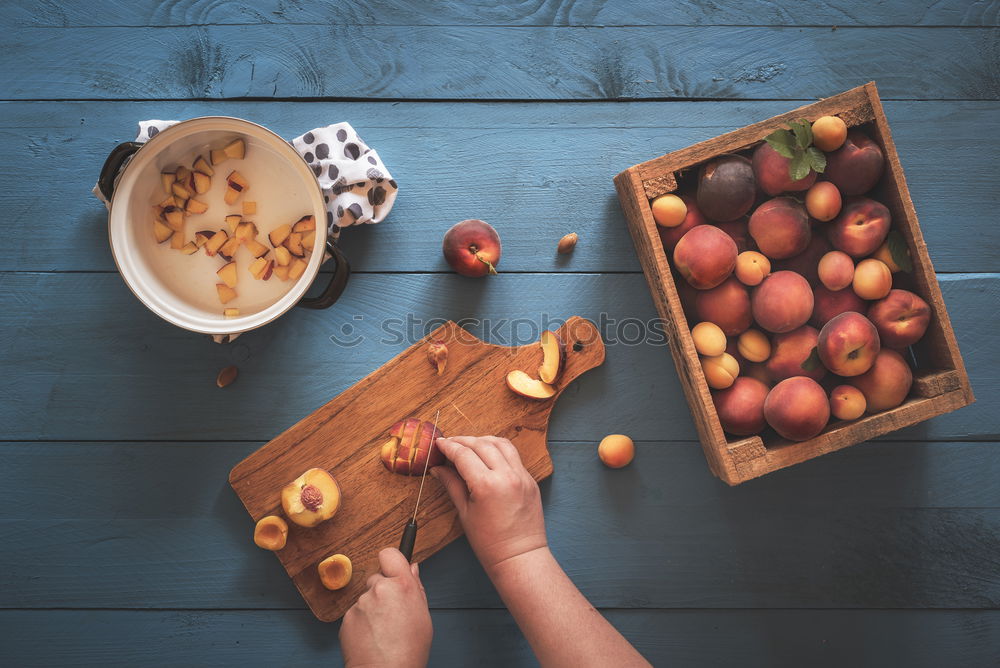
{"left": 318, "top": 554, "right": 353, "bottom": 591}
{"left": 253, "top": 515, "right": 288, "bottom": 551}
{"left": 381, "top": 418, "right": 446, "bottom": 476}
{"left": 281, "top": 468, "right": 341, "bottom": 528}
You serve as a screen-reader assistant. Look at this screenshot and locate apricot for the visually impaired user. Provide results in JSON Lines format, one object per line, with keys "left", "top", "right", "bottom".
{"left": 281, "top": 468, "right": 341, "bottom": 528}
{"left": 805, "top": 181, "right": 842, "bottom": 222}
{"left": 697, "top": 155, "right": 756, "bottom": 222}
{"left": 752, "top": 142, "right": 816, "bottom": 196}
{"left": 852, "top": 258, "right": 892, "bottom": 300}
{"left": 657, "top": 194, "right": 706, "bottom": 251}
{"left": 764, "top": 376, "right": 830, "bottom": 441}
{"left": 751, "top": 271, "right": 814, "bottom": 334}
{"left": 712, "top": 376, "right": 770, "bottom": 435}
{"left": 651, "top": 194, "right": 688, "bottom": 227}
{"left": 692, "top": 322, "right": 727, "bottom": 357}
{"left": 253, "top": 515, "right": 288, "bottom": 551}
{"left": 701, "top": 352, "right": 740, "bottom": 390}
{"left": 830, "top": 384, "right": 866, "bottom": 421}
{"left": 828, "top": 197, "right": 891, "bottom": 258}
{"left": 824, "top": 130, "right": 885, "bottom": 195}
{"left": 673, "top": 225, "right": 738, "bottom": 289}
{"left": 811, "top": 284, "right": 868, "bottom": 328}
{"left": 695, "top": 277, "right": 752, "bottom": 335}
{"left": 735, "top": 251, "right": 771, "bottom": 286}
{"left": 773, "top": 234, "right": 831, "bottom": 286}
{"left": 817, "top": 311, "right": 881, "bottom": 377}
{"left": 817, "top": 250, "right": 855, "bottom": 291}
{"left": 851, "top": 348, "right": 913, "bottom": 413}
{"left": 748, "top": 197, "right": 811, "bottom": 260}
{"left": 737, "top": 329, "right": 771, "bottom": 363}
{"left": 811, "top": 116, "right": 848, "bottom": 152}
{"left": 598, "top": 434, "right": 635, "bottom": 469}
{"left": 766, "top": 325, "right": 824, "bottom": 383}
{"left": 868, "top": 289, "right": 931, "bottom": 348}
{"left": 318, "top": 554, "right": 353, "bottom": 590}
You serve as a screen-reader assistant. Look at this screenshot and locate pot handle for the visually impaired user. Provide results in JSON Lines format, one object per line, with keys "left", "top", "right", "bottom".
{"left": 97, "top": 141, "right": 143, "bottom": 201}
{"left": 297, "top": 240, "right": 351, "bottom": 309}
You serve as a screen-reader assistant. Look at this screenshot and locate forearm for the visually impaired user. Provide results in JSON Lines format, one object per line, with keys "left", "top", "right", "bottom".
{"left": 487, "top": 547, "right": 650, "bottom": 668}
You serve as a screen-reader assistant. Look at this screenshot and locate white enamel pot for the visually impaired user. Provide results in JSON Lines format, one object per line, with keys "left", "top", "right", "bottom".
{"left": 98, "top": 116, "right": 349, "bottom": 336}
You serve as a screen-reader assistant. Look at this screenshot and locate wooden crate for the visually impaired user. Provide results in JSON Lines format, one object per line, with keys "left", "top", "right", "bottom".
{"left": 614, "top": 82, "right": 974, "bottom": 485}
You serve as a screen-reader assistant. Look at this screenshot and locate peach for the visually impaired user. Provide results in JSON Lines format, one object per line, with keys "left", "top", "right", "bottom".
{"left": 735, "top": 250, "right": 771, "bottom": 286}
{"left": 751, "top": 271, "right": 814, "bottom": 334}
{"left": 766, "top": 325, "right": 825, "bottom": 382}
{"left": 281, "top": 468, "right": 342, "bottom": 528}
{"left": 748, "top": 197, "right": 811, "bottom": 260}
{"left": 817, "top": 311, "right": 880, "bottom": 377}
{"left": 651, "top": 194, "right": 688, "bottom": 227}
{"left": 737, "top": 329, "right": 771, "bottom": 363}
{"left": 817, "top": 251, "right": 855, "bottom": 291}
{"left": 805, "top": 181, "right": 842, "bottom": 222}
{"left": 538, "top": 330, "right": 565, "bottom": 383}
{"left": 442, "top": 219, "right": 501, "bottom": 277}
{"left": 867, "top": 289, "right": 931, "bottom": 348}
{"left": 811, "top": 115, "right": 848, "bottom": 152}
{"left": 827, "top": 197, "right": 891, "bottom": 258}
{"left": 743, "top": 362, "right": 773, "bottom": 387}
{"left": 381, "top": 418, "right": 446, "bottom": 475}
{"left": 673, "top": 225, "right": 738, "bottom": 289}
{"left": 714, "top": 218, "right": 752, "bottom": 253}
{"left": 695, "top": 277, "right": 752, "bottom": 335}
{"left": 773, "top": 234, "right": 831, "bottom": 286}
{"left": 712, "top": 376, "right": 770, "bottom": 435}
{"left": 871, "top": 238, "right": 910, "bottom": 273}
{"left": 702, "top": 352, "right": 740, "bottom": 390}
{"left": 692, "top": 322, "right": 727, "bottom": 357}
{"left": 598, "top": 434, "right": 635, "bottom": 469}
{"left": 764, "top": 376, "right": 830, "bottom": 441}
{"left": 657, "top": 194, "right": 706, "bottom": 251}
{"left": 851, "top": 349, "right": 913, "bottom": 413}
{"left": 810, "top": 285, "right": 868, "bottom": 328}
{"left": 852, "top": 258, "right": 892, "bottom": 300}
{"left": 829, "top": 384, "right": 866, "bottom": 421}
{"left": 318, "top": 554, "right": 353, "bottom": 590}
{"left": 752, "top": 141, "right": 817, "bottom": 196}
{"left": 253, "top": 515, "right": 288, "bottom": 551}
{"left": 824, "top": 130, "right": 885, "bottom": 195}
{"left": 697, "top": 155, "right": 756, "bottom": 222}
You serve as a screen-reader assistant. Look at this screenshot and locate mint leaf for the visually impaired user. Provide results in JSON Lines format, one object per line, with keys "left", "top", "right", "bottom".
{"left": 800, "top": 346, "right": 822, "bottom": 372}
{"left": 887, "top": 230, "right": 913, "bottom": 273}
{"left": 806, "top": 146, "right": 827, "bottom": 173}
{"left": 789, "top": 152, "right": 811, "bottom": 181}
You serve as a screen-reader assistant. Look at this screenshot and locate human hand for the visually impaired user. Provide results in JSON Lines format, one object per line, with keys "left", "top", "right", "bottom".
{"left": 339, "top": 548, "right": 432, "bottom": 668}
{"left": 432, "top": 436, "right": 548, "bottom": 576}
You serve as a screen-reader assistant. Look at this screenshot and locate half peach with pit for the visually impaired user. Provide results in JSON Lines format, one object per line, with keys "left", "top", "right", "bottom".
{"left": 281, "top": 468, "right": 341, "bottom": 528}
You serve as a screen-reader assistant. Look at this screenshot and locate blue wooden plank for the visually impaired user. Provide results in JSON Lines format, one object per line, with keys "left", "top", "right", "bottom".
{"left": 1, "top": 609, "right": 998, "bottom": 668}
{"left": 1, "top": 26, "right": 998, "bottom": 100}
{"left": 4, "top": 0, "right": 997, "bottom": 27}
{"left": 1, "top": 100, "right": 997, "bottom": 273}
{"left": 1, "top": 441, "right": 997, "bottom": 610}
{"left": 0, "top": 273, "right": 993, "bottom": 442}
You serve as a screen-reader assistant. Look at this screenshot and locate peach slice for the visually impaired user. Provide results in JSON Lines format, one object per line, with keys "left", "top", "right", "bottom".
{"left": 175, "top": 166, "right": 191, "bottom": 183}
{"left": 318, "top": 554, "right": 353, "bottom": 590}
{"left": 225, "top": 215, "right": 242, "bottom": 233}
{"left": 288, "top": 258, "right": 308, "bottom": 280}
{"left": 171, "top": 181, "right": 192, "bottom": 200}
{"left": 224, "top": 138, "right": 246, "bottom": 159}
{"left": 293, "top": 215, "right": 316, "bottom": 233}
{"left": 217, "top": 261, "right": 238, "bottom": 289}
{"left": 193, "top": 155, "right": 214, "bottom": 176}
{"left": 274, "top": 246, "right": 292, "bottom": 266}
{"left": 273, "top": 264, "right": 291, "bottom": 281}
{"left": 269, "top": 224, "right": 291, "bottom": 248}
{"left": 245, "top": 239, "right": 270, "bottom": 259}
{"left": 538, "top": 330, "right": 565, "bottom": 384}
{"left": 506, "top": 369, "right": 556, "bottom": 400}
{"left": 192, "top": 171, "right": 211, "bottom": 195}
{"left": 281, "top": 468, "right": 341, "bottom": 528}
{"left": 217, "top": 236, "right": 242, "bottom": 261}
{"left": 210, "top": 148, "right": 228, "bottom": 165}
{"left": 185, "top": 197, "right": 208, "bottom": 215}
{"left": 253, "top": 515, "right": 288, "bottom": 551}
{"left": 223, "top": 307, "right": 240, "bottom": 317}
{"left": 284, "top": 232, "right": 305, "bottom": 257}
{"left": 162, "top": 207, "right": 185, "bottom": 231}
{"left": 152, "top": 219, "right": 173, "bottom": 244}
{"left": 225, "top": 171, "right": 248, "bottom": 205}
{"left": 160, "top": 172, "right": 175, "bottom": 194}
{"left": 180, "top": 241, "right": 199, "bottom": 255}
{"left": 216, "top": 283, "right": 237, "bottom": 304}
{"left": 242, "top": 201, "right": 257, "bottom": 215}
{"left": 380, "top": 417, "right": 446, "bottom": 476}
{"left": 204, "top": 230, "right": 229, "bottom": 257}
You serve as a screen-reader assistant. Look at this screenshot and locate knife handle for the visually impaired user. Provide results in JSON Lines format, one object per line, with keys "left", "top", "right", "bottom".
{"left": 399, "top": 521, "right": 417, "bottom": 562}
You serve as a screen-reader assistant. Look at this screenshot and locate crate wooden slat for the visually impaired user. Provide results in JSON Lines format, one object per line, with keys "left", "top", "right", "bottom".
{"left": 614, "top": 82, "right": 974, "bottom": 485}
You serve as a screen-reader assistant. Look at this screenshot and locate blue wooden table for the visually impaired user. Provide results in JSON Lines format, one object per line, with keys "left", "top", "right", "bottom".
{"left": 1, "top": 2, "right": 998, "bottom": 665}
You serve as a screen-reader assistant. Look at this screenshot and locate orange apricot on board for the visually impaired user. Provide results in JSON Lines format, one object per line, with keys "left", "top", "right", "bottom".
{"left": 598, "top": 434, "right": 635, "bottom": 469}
{"left": 253, "top": 515, "right": 288, "bottom": 551}
{"left": 318, "top": 554, "right": 353, "bottom": 590}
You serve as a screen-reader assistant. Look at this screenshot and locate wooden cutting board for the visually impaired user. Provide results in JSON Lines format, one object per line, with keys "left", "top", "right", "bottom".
{"left": 229, "top": 316, "right": 605, "bottom": 622}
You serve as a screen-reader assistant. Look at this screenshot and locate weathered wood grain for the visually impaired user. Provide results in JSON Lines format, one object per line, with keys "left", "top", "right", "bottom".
{"left": 1, "top": 100, "right": 998, "bottom": 273}
{"left": 1, "top": 609, "right": 998, "bottom": 668}
{"left": 5, "top": 0, "right": 997, "bottom": 27}
{"left": 2, "top": 440, "right": 998, "bottom": 610}
{"left": 0, "top": 272, "right": 994, "bottom": 443}
{"left": 2, "top": 26, "right": 999, "bottom": 100}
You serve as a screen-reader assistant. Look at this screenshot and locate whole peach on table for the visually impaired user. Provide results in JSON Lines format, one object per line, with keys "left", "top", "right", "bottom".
{"left": 657, "top": 194, "right": 706, "bottom": 251}
{"left": 773, "top": 233, "right": 831, "bottom": 286}
{"left": 823, "top": 130, "right": 885, "bottom": 195}
{"left": 764, "top": 376, "right": 831, "bottom": 441}
{"left": 805, "top": 181, "right": 843, "bottom": 222}
{"left": 752, "top": 141, "right": 817, "bottom": 196}
{"left": 748, "top": 197, "right": 811, "bottom": 260}
{"left": 868, "top": 289, "right": 931, "bottom": 348}
{"left": 811, "top": 284, "right": 868, "bottom": 328}
{"left": 442, "top": 219, "right": 501, "bottom": 277}
{"left": 766, "top": 325, "right": 825, "bottom": 382}
{"left": 697, "top": 154, "right": 756, "bottom": 222}
{"left": 712, "top": 376, "right": 770, "bottom": 435}
{"left": 692, "top": 321, "right": 728, "bottom": 357}
{"left": 852, "top": 258, "right": 892, "bottom": 300}
{"left": 751, "top": 271, "right": 814, "bottom": 334}
{"left": 673, "top": 225, "right": 738, "bottom": 289}
{"left": 701, "top": 352, "right": 740, "bottom": 390}
{"left": 695, "top": 276, "right": 752, "bottom": 335}
{"left": 811, "top": 115, "right": 848, "bottom": 152}
{"left": 851, "top": 348, "right": 913, "bottom": 413}
{"left": 714, "top": 218, "right": 752, "bottom": 253}
{"left": 830, "top": 384, "right": 867, "bottom": 421}
{"left": 817, "top": 311, "right": 881, "bottom": 377}
{"left": 735, "top": 251, "right": 771, "bottom": 286}
{"left": 598, "top": 434, "right": 635, "bottom": 469}
{"left": 828, "top": 197, "right": 891, "bottom": 258}
{"left": 818, "top": 250, "right": 855, "bottom": 291}
{"left": 651, "top": 193, "right": 688, "bottom": 227}
{"left": 737, "top": 328, "right": 771, "bottom": 363}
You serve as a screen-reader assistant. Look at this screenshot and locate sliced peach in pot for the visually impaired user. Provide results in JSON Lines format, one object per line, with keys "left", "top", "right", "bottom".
{"left": 538, "top": 330, "right": 564, "bottom": 384}
{"left": 380, "top": 417, "right": 445, "bottom": 476}
{"left": 506, "top": 369, "right": 556, "bottom": 400}
{"left": 318, "top": 554, "right": 353, "bottom": 590}
{"left": 281, "top": 468, "right": 341, "bottom": 527}
{"left": 253, "top": 515, "right": 288, "bottom": 551}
